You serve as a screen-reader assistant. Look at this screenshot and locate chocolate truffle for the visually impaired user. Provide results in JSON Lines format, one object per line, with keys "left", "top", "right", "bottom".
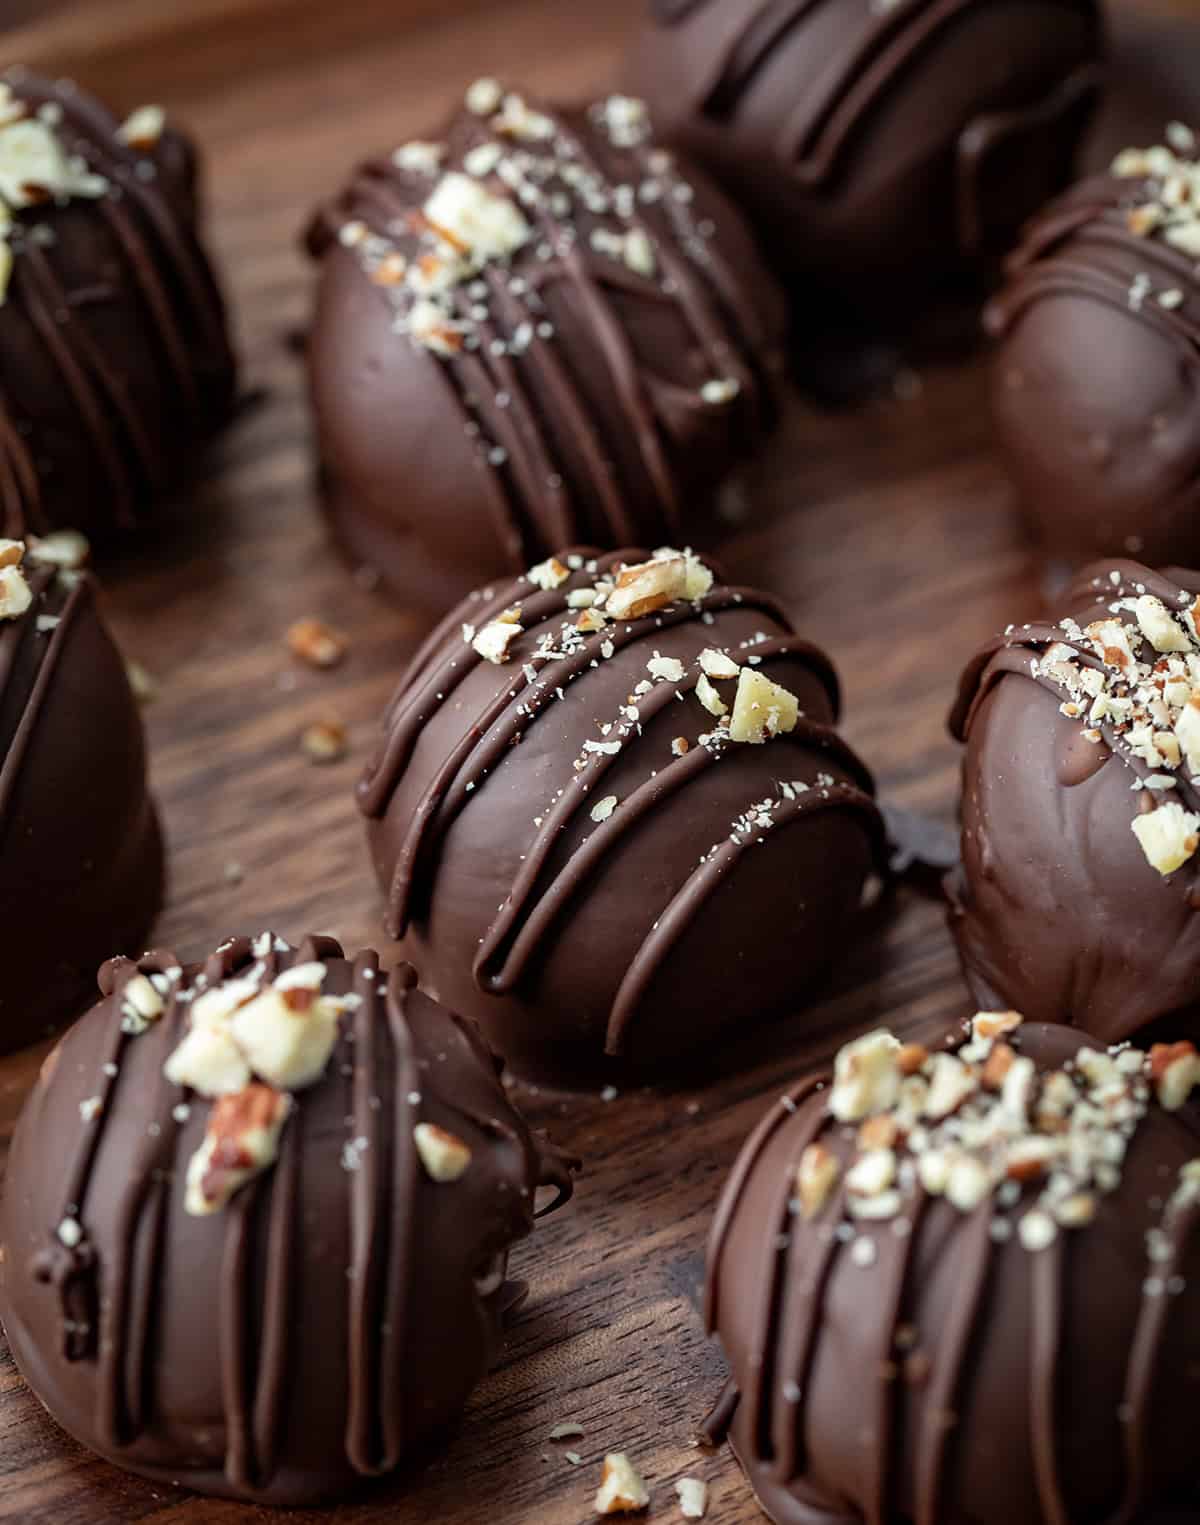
{"left": 0, "top": 535, "right": 162, "bottom": 1054}
{"left": 705, "top": 1013, "right": 1200, "bottom": 1525}
{"left": 358, "top": 545, "right": 885, "bottom": 1083}
{"left": 987, "top": 125, "right": 1200, "bottom": 568}
{"left": 0, "top": 934, "right": 575, "bottom": 1506}
{"left": 304, "top": 84, "right": 784, "bottom": 610}
{"left": 948, "top": 559, "right": 1200, "bottom": 1045}
{"left": 624, "top": 0, "right": 1102, "bottom": 314}
{"left": 0, "top": 70, "right": 236, "bottom": 541}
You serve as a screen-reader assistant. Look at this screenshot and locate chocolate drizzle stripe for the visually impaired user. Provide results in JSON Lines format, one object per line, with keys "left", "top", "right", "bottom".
{"left": 220, "top": 1192, "right": 256, "bottom": 1488}
{"left": 15, "top": 246, "right": 138, "bottom": 524}
{"left": 991, "top": 259, "right": 1200, "bottom": 357}
{"left": 378, "top": 965, "right": 421, "bottom": 1471}
{"left": 0, "top": 398, "right": 40, "bottom": 536}
{"left": 0, "top": 73, "right": 233, "bottom": 537}
{"left": 320, "top": 93, "right": 774, "bottom": 555}
{"left": 1029, "top": 1236, "right": 1069, "bottom": 1525}
{"left": 865, "top": 1196, "right": 927, "bottom": 1525}
{"left": 1115, "top": 1193, "right": 1200, "bottom": 1521}
{"left": 252, "top": 1118, "right": 299, "bottom": 1485}
{"left": 0, "top": 570, "right": 86, "bottom": 825}
{"left": 607, "top": 778, "right": 882, "bottom": 1054}
{"left": 346, "top": 952, "right": 392, "bottom": 1474}
{"left": 364, "top": 582, "right": 818, "bottom": 945}
{"left": 705, "top": 1076, "right": 826, "bottom": 1331}
{"left": 696, "top": 0, "right": 1097, "bottom": 188}
{"left": 914, "top": 1204, "right": 993, "bottom": 1525}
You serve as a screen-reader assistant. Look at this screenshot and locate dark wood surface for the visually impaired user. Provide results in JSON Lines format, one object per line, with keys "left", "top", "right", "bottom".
{"left": 0, "top": 1, "right": 1196, "bottom": 1520}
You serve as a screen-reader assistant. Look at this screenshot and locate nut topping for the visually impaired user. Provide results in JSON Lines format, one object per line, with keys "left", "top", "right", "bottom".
{"left": 414, "top": 1122, "right": 473, "bottom": 1182}
{"left": 184, "top": 1084, "right": 292, "bottom": 1216}
{"left": 595, "top": 1452, "right": 650, "bottom": 1515}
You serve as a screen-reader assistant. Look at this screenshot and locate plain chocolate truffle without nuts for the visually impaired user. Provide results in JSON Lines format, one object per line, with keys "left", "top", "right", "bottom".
{"left": 0, "top": 536, "right": 163, "bottom": 1054}
{"left": 624, "top": 0, "right": 1102, "bottom": 315}
{"left": 705, "top": 1014, "right": 1200, "bottom": 1525}
{"left": 0, "top": 934, "right": 575, "bottom": 1507}
{"left": 304, "top": 84, "right": 784, "bottom": 611}
{"left": 987, "top": 125, "right": 1200, "bottom": 568}
{"left": 357, "top": 545, "right": 884, "bottom": 1085}
{"left": 0, "top": 71, "right": 236, "bottom": 540}
{"left": 949, "top": 560, "right": 1200, "bottom": 1046}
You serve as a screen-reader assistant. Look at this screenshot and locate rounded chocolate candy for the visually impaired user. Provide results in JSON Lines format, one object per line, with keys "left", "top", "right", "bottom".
{"left": 706, "top": 1014, "right": 1200, "bottom": 1524}
{"left": 304, "top": 83, "right": 784, "bottom": 610}
{"left": 624, "top": 0, "right": 1102, "bottom": 315}
{"left": 987, "top": 127, "right": 1200, "bottom": 568}
{"left": 0, "top": 933, "right": 574, "bottom": 1506}
{"left": 358, "top": 544, "right": 884, "bottom": 1084}
{"left": 949, "top": 559, "right": 1200, "bottom": 1044}
{"left": 0, "top": 536, "right": 162, "bottom": 1053}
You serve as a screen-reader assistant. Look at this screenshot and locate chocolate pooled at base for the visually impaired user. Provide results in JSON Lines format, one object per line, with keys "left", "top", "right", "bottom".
{"left": 0, "top": 70, "right": 236, "bottom": 541}
{"left": 986, "top": 125, "right": 1200, "bottom": 569}
{"left": 358, "top": 545, "right": 885, "bottom": 1085}
{"left": 948, "top": 560, "right": 1200, "bottom": 1046}
{"left": 304, "top": 84, "right": 785, "bottom": 610}
{"left": 0, "top": 934, "right": 575, "bottom": 1507}
{"left": 622, "top": 0, "right": 1102, "bottom": 320}
{"left": 705, "top": 1014, "right": 1200, "bottom": 1525}
{"left": 0, "top": 536, "right": 163, "bottom": 1054}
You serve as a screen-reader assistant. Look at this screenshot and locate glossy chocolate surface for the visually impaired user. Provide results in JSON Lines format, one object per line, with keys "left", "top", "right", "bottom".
{"left": 0, "top": 935, "right": 574, "bottom": 1506}
{"left": 305, "top": 87, "right": 785, "bottom": 607}
{"left": 358, "top": 546, "right": 884, "bottom": 1084}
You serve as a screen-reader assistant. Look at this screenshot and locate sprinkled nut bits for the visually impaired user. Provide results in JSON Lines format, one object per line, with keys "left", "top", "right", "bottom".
{"left": 0, "top": 542, "right": 162, "bottom": 1054}
{"left": 988, "top": 126, "right": 1200, "bottom": 568}
{"left": 705, "top": 1014, "right": 1200, "bottom": 1525}
{"left": 950, "top": 560, "right": 1200, "bottom": 1045}
{"left": 304, "top": 83, "right": 784, "bottom": 608}
{"left": 357, "top": 545, "right": 884, "bottom": 1084}
{"left": 0, "top": 935, "right": 575, "bottom": 1506}
{"left": 0, "top": 71, "right": 235, "bottom": 541}
{"left": 624, "top": 0, "right": 1101, "bottom": 315}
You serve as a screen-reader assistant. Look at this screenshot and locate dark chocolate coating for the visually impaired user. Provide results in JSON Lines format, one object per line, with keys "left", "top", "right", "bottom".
{"left": 987, "top": 164, "right": 1200, "bottom": 567}
{"left": 948, "top": 560, "right": 1200, "bottom": 1045}
{"left": 0, "top": 935, "right": 574, "bottom": 1507}
{"left": 304, "top": 90, "right": 785, "bottom": 608}
{"left": 706, "top": 1022, "right": 1200, "bottom": 1525}
{"left": 624, "top": 0, "right": 1102, "bottom": 312}
{"left": 0, "top": 563, "right": 163, "bottom": 1053}
{"left": 0, "top": 70, "right": 236, "bottom": 540}
{"left": 357, "top": 547, "right": 884, "bottom": 1084}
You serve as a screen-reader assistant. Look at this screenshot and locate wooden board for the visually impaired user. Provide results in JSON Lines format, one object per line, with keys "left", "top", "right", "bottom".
{"left": 0, "top": 1, "right": 1196, "bottom": 1520}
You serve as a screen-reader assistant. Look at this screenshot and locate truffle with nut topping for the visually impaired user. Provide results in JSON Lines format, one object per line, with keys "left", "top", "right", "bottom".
{"left": 0, "top": 70, "right": 235, "bottom": 541}
{"left": 357, "top": 545, "right": 884, "bottom": 1084}
{"left": 304, "top": 83, "right": 784, "bottom": 610}
{"left": 0, "top": 933, "right": 575, "bottom": 1507}
{"left": 704, "top": 1013, "right": 1200, "bottom": 1525}
{"left": 987, "top": 124, "right": 1200, "bottom": 568}
{"left": 949, "top": 559, "right": 1200, "bottom": 1047}
{"left": 623, "top": 0, "right": 1101, "bottom": 317}
{"left": 0, "top": 535, "right": 163, "bottom": 1053}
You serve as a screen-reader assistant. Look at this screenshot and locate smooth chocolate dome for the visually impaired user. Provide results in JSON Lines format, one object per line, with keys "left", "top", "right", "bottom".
{"left": 0, "top": 934, "right": 574, "bottom": 1506}
{"left": 358, "top": 545, "right": 884, "bottom": 1084}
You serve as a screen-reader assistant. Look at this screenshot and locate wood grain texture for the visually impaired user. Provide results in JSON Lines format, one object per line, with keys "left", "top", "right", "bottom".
{"left": 0, "top": 1, "right": 1195, "bottom": 1521}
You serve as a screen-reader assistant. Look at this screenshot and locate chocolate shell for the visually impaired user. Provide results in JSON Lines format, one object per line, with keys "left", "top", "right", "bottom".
{"left": 0, "top": 538, "right": 162, "bottom": 1053}
{"left": 705, "top": 1014, "right": 1200, "bottom": 1525}
{"left": 987, "top": 127, "right": 1200, "bottom": 568}
{"left": 304, "top": 84, "right": 785, "bottom": 610}
{"left": 0, "top": 934, "right": 575, "bottom": 1506}
{"left": 623, "top": 0, "right": 1102, "bottom": 314}
{"left": 357, "top": 545, "right": 884, "bottom": 1085}
{"left": 0, "top": 70, "right": 236, "bottom": 541}
{"left": 949, "top": 560, "right": 1200, "bottom": 1045}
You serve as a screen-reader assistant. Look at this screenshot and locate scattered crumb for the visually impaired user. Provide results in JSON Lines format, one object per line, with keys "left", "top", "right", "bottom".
{"left": 676, "top": 1477, "right": 708, "bottom": 1518}
{"left": 223, "top": 861, "right": 244, "bottom": 885}
{"left": 126, "top": 659, "right": 158, "bottom": 704}
{"left": 595, "top": 1453, "right": 649, "bottom": 1515}
{"left": 301, "top": 720, "right": 348, "bottom": 764}
{"left": 550, "top": 1423, "right": 585, "bottom": 1440}
{"left": 287, "top": 617, "right": 348, "bottom": 669}
{"left": 600, "top": 1085, "right": 619, "bottom": 1102}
